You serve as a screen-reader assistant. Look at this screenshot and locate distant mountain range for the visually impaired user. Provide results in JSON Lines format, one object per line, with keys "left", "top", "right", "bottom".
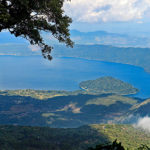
{"left": 1, "top": 29, "right": 150, "bottom": 47}
{"left": 70, "top": 30, "right": 150, "bottom": 47}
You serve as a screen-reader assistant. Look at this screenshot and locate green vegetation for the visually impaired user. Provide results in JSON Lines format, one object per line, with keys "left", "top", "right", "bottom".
{"left": 126, "top": 98, "right": 150, "bottom": 119}
{"left": 116, "top": 98, "right": 150, "bottom": 124}
{"left": 0, "top": 0, "right": 73, "bottom": 60}
{"left": 0, "top": 92, "right": 138, "bottom": 127}
{"left": 88, "top": 140, "right": 125, "bottom": 150}
{"left": 79, "top": 77, "right": 138, "bottom": 95}
{"left": 1, "top": 44, "right": 150, "bottom": 73}
{"left": 91, "top": 124, "right": 150, "bottom": 150}
{"left": 0, "top": 77, "right": 140, "bottom": 127}
{"left": 0, "top": 125, "right": 107, "bottom": 150}
{"left": 0, "top": 89, "right": 85, "bottom": 100}
{"left": 0, "top": 77, "right": 144, "bottom": 127}
{"left": 86, "top": 95, "right": 137, "bottom": 106}
{"left": 52, "top": 45, "right": 150, "bottom": 73}
{"left": 0, "top": 124, "right": 149, "bottom": 150}
{"left": 0, "top": 77, "right": 138, "bottom": 100}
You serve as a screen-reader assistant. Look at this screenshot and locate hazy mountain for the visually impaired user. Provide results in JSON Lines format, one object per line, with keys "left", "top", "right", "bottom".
{"left": 70, "top": 30, "right": 150, "bottom": 47}
{"left": 114, "top": 98, "right": 150, "bottom": 124}
{"left": 120, "top": 99, "right": 150, "bottom": 123}
{"left": 1, "top": 29, "right": 150, "bottom": 48}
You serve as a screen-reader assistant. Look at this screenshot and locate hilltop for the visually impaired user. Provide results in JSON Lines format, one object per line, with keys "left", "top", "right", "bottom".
{"left": 79, "top": 76, "right": 138, "bottom": 95}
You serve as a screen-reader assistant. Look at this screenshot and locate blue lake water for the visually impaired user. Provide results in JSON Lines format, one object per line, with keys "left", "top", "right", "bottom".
{"left": 0, "top": 56, "right": 150, "bottom": 99}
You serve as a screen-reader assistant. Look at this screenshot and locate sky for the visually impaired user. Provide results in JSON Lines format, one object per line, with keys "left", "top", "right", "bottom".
{"left": 64, "top": 0, "right": 150, "bottom": 34}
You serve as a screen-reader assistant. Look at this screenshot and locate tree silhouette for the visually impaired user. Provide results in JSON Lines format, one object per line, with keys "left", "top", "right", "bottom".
{"left": 0, "top": 0, "right": 73, "bottom": 60}
{"left": 88, "top": 140, "right": 125, "bottom": 150}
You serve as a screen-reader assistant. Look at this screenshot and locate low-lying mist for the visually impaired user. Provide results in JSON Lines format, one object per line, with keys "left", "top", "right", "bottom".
{"left": 134, "top": 116, "right": 150, "bottom": 132}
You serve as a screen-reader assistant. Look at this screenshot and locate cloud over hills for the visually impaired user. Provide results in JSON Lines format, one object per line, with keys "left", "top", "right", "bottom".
{"left": 64, "top": 0, "right": 150, "bottom": 23}
{"left": 134, "top": 116, "right": 150, "bottom": 132}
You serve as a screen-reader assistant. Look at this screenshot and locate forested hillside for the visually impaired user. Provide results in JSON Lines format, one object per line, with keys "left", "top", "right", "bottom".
{"left": 0, "top": 124, "right": 149, "bottom": 150}
{"left": 0, "top": 91, "right": 138, "bottom": 127}
{"left": 79, "top": 76, "right": 138, "bottom": 95}
{"left": 1, "top": 44, "right": 150, "bottom": 73}
{"left": 52, "top": 45, "right": 150, "bottom": 73}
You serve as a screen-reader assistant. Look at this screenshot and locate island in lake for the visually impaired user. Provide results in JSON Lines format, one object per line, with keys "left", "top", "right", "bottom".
{"left": 79, "top": 76, "right": 139, "bottom": 95}
{"left": 1, "top": 76, "right": 139, "bottom": 99}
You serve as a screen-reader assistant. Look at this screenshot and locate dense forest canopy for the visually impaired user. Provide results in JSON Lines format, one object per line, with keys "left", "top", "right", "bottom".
{"left": 0, "top": 0, "right": 73, "bottom": 59}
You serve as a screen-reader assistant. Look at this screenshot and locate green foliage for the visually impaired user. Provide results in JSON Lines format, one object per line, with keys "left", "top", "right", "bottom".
{"left": 79, "top": 77, "right": 138, "bottom": 95}
{"left": 89, "top": 141, "right": 150, "bottom": 150}
{"left": 0, "top": 92, "right": 138, "bottom": 127}
{"left": 86, "top": 95, "right": 137, "bottom": 106}
{"left": 0, "top": 125, "right": 149, "bottom": 150}
{"left": 52, "top": 45, "right": 150, "bottom": 73}
{"left": 1, "top": 44, "right": 150, "bottom": 73}
{"left": 0, "top": 125, "right": 108, "bottom": 150}
{"left": 0, "top": 89, "right": 85, "bottom": 99}
{"left": 0, "top": 0, "right": 73, "bottom": 59}
{"left": 88, "top": 140, "right": 125, "bottom": 150}
{"left": 126, "top": 98, "right": 150, "bottom": 118}
{"left": 1, "top": 77, "right": 139, "bottom": 100}
{"left": 138, "top": 145, "right": 150, "bottom": 150}
{"left": 91, "top": 124, "right": 150, "bottom": 149}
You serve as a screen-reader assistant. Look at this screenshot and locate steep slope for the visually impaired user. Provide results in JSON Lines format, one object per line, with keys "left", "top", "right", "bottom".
{"left": 129, "top": 98, "right": 150, "bottom": 117}
{"left": 79, "top": 76, "right": 138, "bottom": 95}
{"left": 115, "top": 98, "right": 150, "bottom": 124}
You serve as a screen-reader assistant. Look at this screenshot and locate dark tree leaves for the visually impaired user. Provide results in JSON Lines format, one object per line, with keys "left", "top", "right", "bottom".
{"left": 0, "top": 0, "right": 73, "bottom": 60}
{"left": 88, "top": 140, "right": 125, "bottom": 150}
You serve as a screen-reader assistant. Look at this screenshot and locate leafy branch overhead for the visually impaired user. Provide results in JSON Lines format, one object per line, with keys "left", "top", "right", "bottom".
{"left": 0, "top": 0, "right": 73, "bottom": 60}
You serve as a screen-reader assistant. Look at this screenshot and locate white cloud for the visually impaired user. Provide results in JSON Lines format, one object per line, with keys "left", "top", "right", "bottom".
{"left": 64, "top": 0, "right": 150, "bottom": 23}
{"left": 134, "top": 116, "right": 150, "bottom": 132}
{"left": 28, "top": 44, "right": 40, "bottom": 52}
